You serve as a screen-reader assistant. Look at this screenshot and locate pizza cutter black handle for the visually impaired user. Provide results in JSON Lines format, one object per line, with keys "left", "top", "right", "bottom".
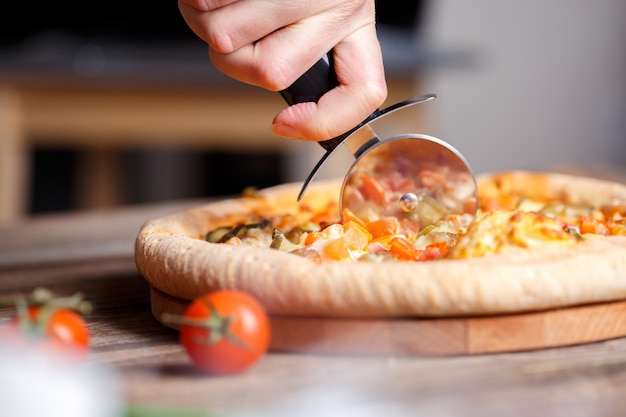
{"left": 279, "top": 53, "right": 354, "bottom": 152}
{"left": 280, "top": 54, "right": 337, "bottom": 108}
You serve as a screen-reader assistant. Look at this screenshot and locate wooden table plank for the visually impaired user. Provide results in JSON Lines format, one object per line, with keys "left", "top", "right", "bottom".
{"left": 0, "top": 200, "right": 209, "bottom": 268}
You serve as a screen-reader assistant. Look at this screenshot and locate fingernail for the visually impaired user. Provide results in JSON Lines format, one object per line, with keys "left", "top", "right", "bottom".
{"left": 271, "top": 123, "right": 301, "bottom": 139}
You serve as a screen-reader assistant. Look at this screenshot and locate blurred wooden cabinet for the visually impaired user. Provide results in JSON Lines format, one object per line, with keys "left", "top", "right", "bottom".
{"left": 0, "top": 73, "right": 422, "bottom": 224}
{"left": 0, "top": 75, "right": 289, "bottom": 223}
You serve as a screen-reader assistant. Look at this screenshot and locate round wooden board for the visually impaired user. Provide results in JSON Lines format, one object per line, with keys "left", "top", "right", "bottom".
{"left": 150, "top": 286, "right": 626, "bottom": 356}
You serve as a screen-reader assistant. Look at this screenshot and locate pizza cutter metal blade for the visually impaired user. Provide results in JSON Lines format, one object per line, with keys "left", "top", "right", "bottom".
{"left": 280, "top": 54, "right": 478, "bottom": 229}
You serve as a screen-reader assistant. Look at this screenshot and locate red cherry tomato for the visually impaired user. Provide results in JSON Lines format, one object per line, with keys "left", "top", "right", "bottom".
{"left": 8, "top": 306, "right": 90, "bottom": 357}
{"left": 179, "top": 290, "right": 271, "bottom": 374}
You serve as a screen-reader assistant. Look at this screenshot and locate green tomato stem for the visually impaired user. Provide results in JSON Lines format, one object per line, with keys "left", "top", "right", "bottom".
{"left": 160, "top": 311, "right": 250, "bottom": 350}
{"left": 160, "top": 313, "right": 224, "bottom": 331}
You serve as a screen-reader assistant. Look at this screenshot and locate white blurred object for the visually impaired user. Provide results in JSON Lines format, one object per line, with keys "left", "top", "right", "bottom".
{"left": 421, "top": 0, "right": 626, "bottom": 174}
{"left": 256, "top": 383, "right": 413, "bottom": 417}
{"left": 0, "top": 342, "right": 124, "bottom": 417}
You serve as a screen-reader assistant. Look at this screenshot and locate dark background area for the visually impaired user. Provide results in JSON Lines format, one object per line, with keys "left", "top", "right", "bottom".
{"left": 2, "top": 1, "right": 424, "bottom": 214}
{"left": 0, "top": 2, "right": 423, "bottom": 45}
{"left": 28, "top": 149, "right": 285, "bottom": 213}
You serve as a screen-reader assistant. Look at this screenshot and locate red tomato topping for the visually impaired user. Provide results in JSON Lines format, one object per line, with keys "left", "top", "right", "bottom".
{"left": 388, "top": 236, "right": 422, "bottom": 261}
{"left": 579, "top": 215, "right": 610, "bottom": 235}
{"left": 359, "top": 175, "right": 390, "bottom": 206}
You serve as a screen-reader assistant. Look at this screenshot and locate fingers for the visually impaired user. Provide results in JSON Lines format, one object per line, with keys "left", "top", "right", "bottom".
{"left": 178, "top": 0, "right": 386, "bottom": 141}
{"left": 208, "top": 14, "right": 351, "bottom": 90}
{"left": 179, "top": 0, "right": 341, "bottom": 55}
{"left": 179, "top": 0, "right": 304, "bottom": 55}
{"left": 178, "top": 0, "right": 238, "bottom": 12}
{"left": 271, "top": 25, "right": 387, "bottom": 141}
{"left": 180, "top": 0, "right": 377, "bottom": 89}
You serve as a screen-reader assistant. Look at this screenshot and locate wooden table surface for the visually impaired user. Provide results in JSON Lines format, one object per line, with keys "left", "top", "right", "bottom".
{"left": 2, "top": 197, "right": 626, "bottom": 417}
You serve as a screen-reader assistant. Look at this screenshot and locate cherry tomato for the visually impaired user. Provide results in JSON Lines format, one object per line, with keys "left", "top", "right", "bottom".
{"left": 7, "top": 305, "right": 90, "bottom": 357}
{"left": 179, "top": 290, "right": 271, "bottom": 374}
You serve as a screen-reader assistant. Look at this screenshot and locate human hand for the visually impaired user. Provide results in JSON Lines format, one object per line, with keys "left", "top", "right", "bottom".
{"left": 178, "top": 0, "right": 387, "bottom": 141}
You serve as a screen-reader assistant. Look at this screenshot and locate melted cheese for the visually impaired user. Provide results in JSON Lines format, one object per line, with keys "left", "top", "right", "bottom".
{"left": 448, "top": 209, "right": 578, "bottom": 259}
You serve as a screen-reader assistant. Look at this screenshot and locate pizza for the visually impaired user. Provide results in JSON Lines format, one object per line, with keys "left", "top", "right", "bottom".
{"left": 135, "top": 171, "right": 626, "bottom": 319}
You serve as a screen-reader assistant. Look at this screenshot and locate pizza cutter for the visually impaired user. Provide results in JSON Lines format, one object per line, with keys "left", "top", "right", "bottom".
{"left": 280, "top": 53, "right": 478, "bottom": 229}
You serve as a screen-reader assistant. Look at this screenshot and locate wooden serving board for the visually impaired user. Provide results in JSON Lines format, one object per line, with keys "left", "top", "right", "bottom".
{"left": 150, "top": 286, "right": 626, "bottom": 356}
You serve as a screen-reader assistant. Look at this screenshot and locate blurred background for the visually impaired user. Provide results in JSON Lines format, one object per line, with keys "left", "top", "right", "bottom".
{"left": 0, "top": 0, "right": 624, "bottom": 224}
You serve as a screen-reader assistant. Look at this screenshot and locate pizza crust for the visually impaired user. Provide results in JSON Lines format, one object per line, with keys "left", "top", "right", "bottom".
{"left": 135, "top": 171, "right": 626, "bottom": 318}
